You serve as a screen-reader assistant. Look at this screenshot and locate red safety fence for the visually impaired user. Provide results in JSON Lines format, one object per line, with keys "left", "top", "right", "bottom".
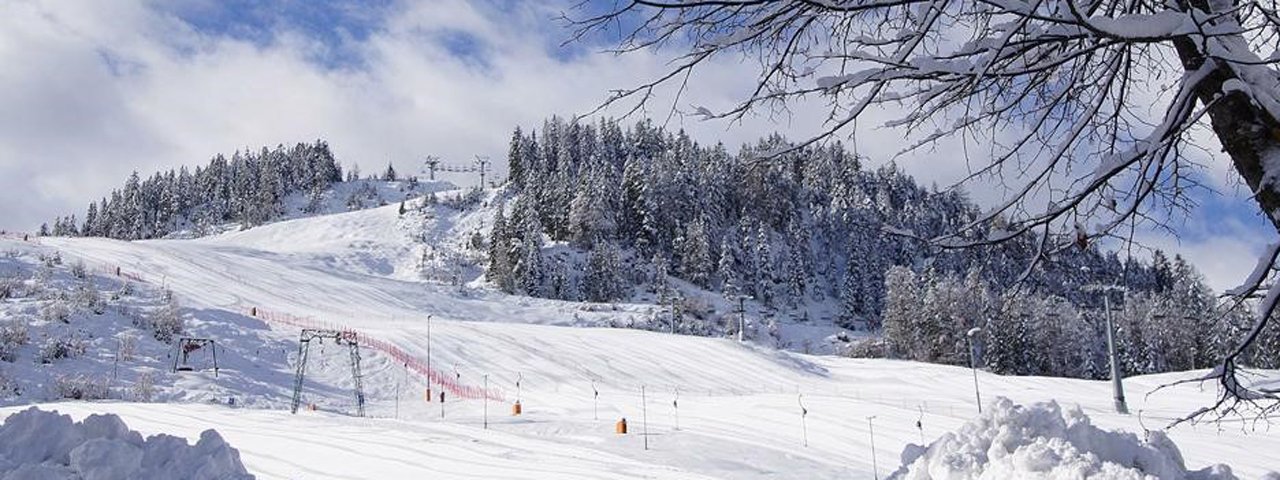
{"left": 81, "top": 258, "right": 503, "bottom": 402}
{"left": 248, "top": 307, "right": 503, "bottom": 401}
{"left": 92, "top": 265, "right": 147, "bottom": 284}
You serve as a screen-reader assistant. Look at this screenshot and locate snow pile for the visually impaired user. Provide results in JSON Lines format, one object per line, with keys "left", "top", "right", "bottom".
{"left": 890, "top": 397, "right": 1241, "bottom": 480}
{"left": 0, "top": 407, "right": 252, "bottom": 480}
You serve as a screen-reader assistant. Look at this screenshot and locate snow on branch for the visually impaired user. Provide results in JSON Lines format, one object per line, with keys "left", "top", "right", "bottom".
{"left": 1160, "top": 242, "right": 1280, "bottom": 427}
{"left": 572, "top": 0, "right": 1280, "bottom": 421}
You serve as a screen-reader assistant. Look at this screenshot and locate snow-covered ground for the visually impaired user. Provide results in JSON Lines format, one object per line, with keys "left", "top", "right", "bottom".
{"left": 0, "top": 407, "right": 251, "bottom": 479}
{"left": 2, "top": 192, "right": 1277, "bottom": 479}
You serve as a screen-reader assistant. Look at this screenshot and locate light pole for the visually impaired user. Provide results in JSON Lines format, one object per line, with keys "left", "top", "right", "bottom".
{"left": 670, "top": 294, "right": 678, "bottom": 335}
{"left": 733, "top": 294, "right": 752, "bottom": 342}
{"left": 966, "top": 327, "right": 983, "bottom": 414}
{"left": 1082, "top": 280, "right": 1128, "bottom": 414}
{"left": 1099, "top": 286, "right": 1129, "bottom": 414}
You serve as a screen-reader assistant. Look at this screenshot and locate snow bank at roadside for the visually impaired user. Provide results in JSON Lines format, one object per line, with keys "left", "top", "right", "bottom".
{"left": 890, "top": 397, "right": 1247, "bottom": 480}
{"left": 0, "top": 407, "right": 252, "bottom": 480}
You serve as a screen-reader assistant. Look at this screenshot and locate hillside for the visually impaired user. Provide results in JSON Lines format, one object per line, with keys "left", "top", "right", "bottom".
{"left": 4, "top": 193, "right": 1277, "bottom": 478}
{"left": 41, "top": 131, "right": 1267, "bottom": 381}
{"left": 485, "top": 119, "right": 1267, "bottom": 380}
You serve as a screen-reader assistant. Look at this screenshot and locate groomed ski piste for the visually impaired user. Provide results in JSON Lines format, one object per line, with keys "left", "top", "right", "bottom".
{"left": 3, "top": 188, "right": 1278, "bottom": 479}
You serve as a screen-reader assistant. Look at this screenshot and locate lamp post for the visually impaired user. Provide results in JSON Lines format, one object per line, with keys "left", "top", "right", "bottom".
{"left": 733, "top": 294, "right": 752, "bottom": 342}
{"left": 670, "top": 294, "right": 679, "bottom": 335}
{"left": 1100, "top": 286, "right": 1129, "bottom": 414}
{"left": 1082, "top": 279, "right": 1128, "bottom": 414}
{"left": 966, "top": 327, "right": 983, "bottom": 414}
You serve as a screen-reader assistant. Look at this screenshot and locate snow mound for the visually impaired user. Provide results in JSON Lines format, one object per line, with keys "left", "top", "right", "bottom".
{"left": 0, "top": 407, "right": 253, "bottom": 480}
{"left": 889, "top": 397, "right": 1241, "bottom": 480}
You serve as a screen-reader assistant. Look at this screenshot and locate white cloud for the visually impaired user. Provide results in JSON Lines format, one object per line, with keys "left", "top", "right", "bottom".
{"left": 1136, "top": 217, "right": 1271, "bottom": 292}
{"left": 0, "top": 0, "right": 819, "bottom": 230}
{"left": 0, "top": 0, "right": 1270, "bottom": 291}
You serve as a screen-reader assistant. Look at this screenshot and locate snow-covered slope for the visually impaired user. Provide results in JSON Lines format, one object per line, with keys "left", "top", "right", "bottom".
{"left": 6, "top": 195, "right": 1278, "bottom": 479}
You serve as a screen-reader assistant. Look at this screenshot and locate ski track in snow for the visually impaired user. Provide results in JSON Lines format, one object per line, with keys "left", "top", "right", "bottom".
{"left": 3, "top": 200, "right": 1277, "bottom": 479}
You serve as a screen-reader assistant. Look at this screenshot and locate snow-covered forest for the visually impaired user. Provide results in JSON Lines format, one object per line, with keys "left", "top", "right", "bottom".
{"left": 42, "top": 118, "right": 1280, "bottom": 380}
{"left": 45, "top": 141, "right": 344, "bottom": 239}
{"left": 487, "top": 116, "right": 1278, "bottom": 378}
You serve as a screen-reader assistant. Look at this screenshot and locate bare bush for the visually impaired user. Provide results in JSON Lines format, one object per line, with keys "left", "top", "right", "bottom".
{"left": 110, "top": 281, "right": 134, "bottom": 301}
{"left": 53, "top": 374, "right": 109, "bottom": 400}
{"left": 39, "top": 300, "right": 72, "bottom": 323}
{"left": 118, "top": 335, "right": 137, "bottom": 362}
{"left": 132, "top": 371, "right": 155, "bottom": 402}
{"left": 0, "top": 318, "right": 30, "bottom": 363}
{"left": 38, "top": 335, "right": 87, "bottom": 364}
{"left": 33, "top": 264, "right": 52, "bottom": 286}
{"left": 0, "top": 370, "right": 14, "bottom": 398}
{"left": 843, "top": 338, "right": 889, "bottom": 359}
{"left": 149, "top": 293, "right": 184, "bottom": 343}
{"left": 38, "top": 251, "right": 61, "bottom": 268}
{"left": 69, "top": 260, "right": 87, "bottom": 279}
{"left": 0, "top": 274, "right": 21, "bottom": 300}
{"left": 71, "top": 279, "right": 104, "bottom": 315}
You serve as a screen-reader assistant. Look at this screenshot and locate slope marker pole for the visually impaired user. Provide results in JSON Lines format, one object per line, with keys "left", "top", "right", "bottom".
{"left": 798, "top": 394, "right": 809, "bottom": 447}
{"left": 641, "top": 385, "right": 649, "bottom": 451}
{"left": 868, "top": 415, "right": 879, "bottom": 480}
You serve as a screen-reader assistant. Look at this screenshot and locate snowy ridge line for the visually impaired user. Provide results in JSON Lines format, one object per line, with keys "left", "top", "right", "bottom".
{"left": 246, "top": 306, "right": 504, "bottom": 402}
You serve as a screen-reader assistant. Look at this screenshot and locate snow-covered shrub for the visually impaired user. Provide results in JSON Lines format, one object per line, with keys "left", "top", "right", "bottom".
{"left": 888, "top": 397, "right": 1241, "bottom": 480}
{"left": 39, "top": 251, "right": 62, "bottom": 268}
{"left": 111, "top": 281, "right": 135, "bottom": 301}
{"left": 0, "top": 273, "right": 21, "bottom": 299}
{"left": 40, "top": 299, "right": 73, "bottom": 323}
{"left": 72, "top": 279, "right": 105, "bottom": 315}
{"left": 118, "top": 335, "right": 137, "bottom": 362}
{"left": 132, "top": 371, "right": 155, "bottom": 402}
{"left": 0, "top": 317, "right": 30, "bottom": 362}
{"left": 680, "top": 295, "right": 714, "bottom": 319}
{"left": 39, "top": 335, "right": 87, "bottom": 364}
{"left": 70, "top": 260, "right": 87, "bottom": 279}
{"left": 440, "top": 188, "right": 483, "bottom": 210}
{"left": 149, "top": 294, "right": 184, "bottom": 343}
{"left": 843, "top": 338, "right": 887, "bottom": 359}
{"left": 0, "top": 369, "right": 14, "bottom": 398}
{"left": 0, "top": 407, "right": 254, "bottom": 480}
{"left": 34, "top": 262, "right": 53, "bottom": 286}
{"left": 52, "top": 374, "right": 110, "bottom": 400}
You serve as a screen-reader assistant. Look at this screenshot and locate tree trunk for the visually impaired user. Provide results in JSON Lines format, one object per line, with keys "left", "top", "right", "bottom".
{"left": 1172, "top": 16, "right": 1280, "bottom": 232}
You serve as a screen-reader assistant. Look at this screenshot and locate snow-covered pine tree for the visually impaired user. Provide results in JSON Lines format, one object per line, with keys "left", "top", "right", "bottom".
{"left": 985, "top": 291, "right": 1034, "bottom": 375}
{"left": 486, "top": 204, "right": 515, "bottom": 293}
{"left": 585, "top": 243, "right": 624, "bottom": 302}
{"left": 677, "top": 217, "right": 712, "bottom": 289}
{"left": 512, "top": 199, "right": 547, "bottom": 297}
{"left": 753, "top": 223, "right": 775, "bottom": 307}
{"left": 783, "top": 224, "right": 809, "bottom": 309}
{"left": 880, "top": 266, "right": 920, "bottom": 359}
{"left": 717, "top": 235, "right": 739, "bottom": 297}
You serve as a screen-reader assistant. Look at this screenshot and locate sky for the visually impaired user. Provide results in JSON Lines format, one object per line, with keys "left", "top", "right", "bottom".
{"left": 0, "top": 0, "right": 1273, "bottom": 291}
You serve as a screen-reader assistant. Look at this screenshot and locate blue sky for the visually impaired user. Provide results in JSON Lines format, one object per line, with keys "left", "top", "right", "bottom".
{"left": 0, "top": 0, "right": 1272, "bottom": 290}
